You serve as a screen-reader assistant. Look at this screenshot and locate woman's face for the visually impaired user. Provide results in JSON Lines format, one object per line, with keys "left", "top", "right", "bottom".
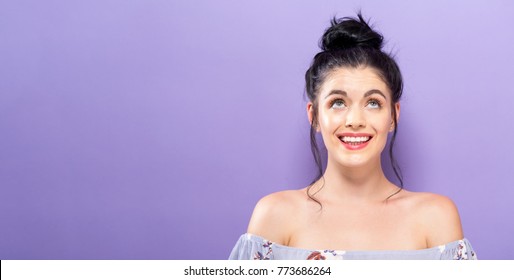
{"left": 308, "top": 66, "right": 400, "bottom": 168}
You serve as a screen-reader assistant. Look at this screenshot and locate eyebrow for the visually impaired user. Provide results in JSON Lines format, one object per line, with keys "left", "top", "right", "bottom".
{"left": 324, "top": 89, "right": 387, "bottom": 100}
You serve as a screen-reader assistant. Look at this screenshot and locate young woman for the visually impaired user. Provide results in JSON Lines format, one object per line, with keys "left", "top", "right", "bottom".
{"left": 229, "top": 14, "right": 476, "bottom": 260}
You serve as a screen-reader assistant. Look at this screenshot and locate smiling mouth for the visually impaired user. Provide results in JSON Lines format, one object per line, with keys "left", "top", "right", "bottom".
{"left": 339, "top": 136, "right": 372, "bottom": 145}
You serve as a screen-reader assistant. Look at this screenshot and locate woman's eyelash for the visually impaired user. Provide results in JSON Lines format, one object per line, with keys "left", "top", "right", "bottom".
{"left": 330, "top": 99, "right": 345, "bottom": 108}
{"left": 329, "top": 98, "right": 383, "bottom": 108}
{"left": 368, "top": 99, "right": 383, "bottom": 107}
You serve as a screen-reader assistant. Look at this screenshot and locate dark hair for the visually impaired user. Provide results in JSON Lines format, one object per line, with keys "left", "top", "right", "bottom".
{"left": 305, "top": 13, "right": 404, "bottom": 204}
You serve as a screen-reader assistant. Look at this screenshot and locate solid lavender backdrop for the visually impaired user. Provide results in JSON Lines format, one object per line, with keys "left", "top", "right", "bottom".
{"left": 0, "top": 0, "right": 513, "bottom": 259}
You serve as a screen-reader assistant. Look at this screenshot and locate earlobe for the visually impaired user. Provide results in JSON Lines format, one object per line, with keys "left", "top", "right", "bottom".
{"left": 307, "top": 102, "right": 316, "bottom": 128}
{"left": 389, "top": 102, "right": 400, "bottom": 132}
{"left": 395, "top": 102, "right": 401, "bottom": 123}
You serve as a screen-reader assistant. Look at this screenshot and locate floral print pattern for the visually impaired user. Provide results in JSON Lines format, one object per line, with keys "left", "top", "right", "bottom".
{"left": 253, "top": 240, "right": 273, "bottom": 260}
{"left": 306, "top": 251, "right": 326, "bottom": 260}
{"left": 307, "top": 250, "right": 345, "bottom": 260}
{"left": 453, "top": 240, "right": 477, "bottom": 260}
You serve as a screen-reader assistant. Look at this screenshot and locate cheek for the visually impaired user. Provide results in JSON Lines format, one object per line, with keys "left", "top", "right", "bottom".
{"left": 369, "top": 113, "right": 392, "bottom": 133}
{"left": 318, "top": 111, "right": 341, "bottom": 132}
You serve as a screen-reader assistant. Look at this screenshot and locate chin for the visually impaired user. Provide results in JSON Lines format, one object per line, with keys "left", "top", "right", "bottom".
{"left": 341, "top": 159, "right": 370, "bottom": 168}
{"left": 338, "top": 149, "right": 386, "bottom": 167}
{"left": 331, "top": 154, "right": 372, "bottom": 168}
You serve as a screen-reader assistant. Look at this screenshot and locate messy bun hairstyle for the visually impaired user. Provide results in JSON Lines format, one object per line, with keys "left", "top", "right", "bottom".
{"left": 305, "top": 13, "right": 404, "bottom": 203}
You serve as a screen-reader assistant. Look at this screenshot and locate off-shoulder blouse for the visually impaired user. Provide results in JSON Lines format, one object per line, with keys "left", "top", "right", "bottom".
{"left": 229, "top": 233, "right": 477, "bottom": 260}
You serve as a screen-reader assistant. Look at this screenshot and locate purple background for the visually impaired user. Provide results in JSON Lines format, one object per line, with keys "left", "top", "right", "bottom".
{"left": 1, "top": 0, "right": 513, "bottom": 260}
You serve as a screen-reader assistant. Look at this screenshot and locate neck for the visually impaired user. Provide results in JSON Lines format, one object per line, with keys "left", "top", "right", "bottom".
{"left": 310, "top": 157, "right": 397, "bottom": 204}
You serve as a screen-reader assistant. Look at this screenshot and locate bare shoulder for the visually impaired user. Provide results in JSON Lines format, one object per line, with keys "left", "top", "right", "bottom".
{"left": 247, "top": 190, "right": 305, "bottom": 244}
{"left": 399, "top": 191, "right": 464, "bottom": 247}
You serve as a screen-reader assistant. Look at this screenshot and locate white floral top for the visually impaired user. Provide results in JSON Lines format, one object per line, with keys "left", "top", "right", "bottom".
{"left": 229, "top": 233, "right": 477, "bottom": 260}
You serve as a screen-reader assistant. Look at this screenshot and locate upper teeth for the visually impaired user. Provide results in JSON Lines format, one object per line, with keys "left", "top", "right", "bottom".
{"left": 341, "top": 136, "right": 370, "bottom": 143}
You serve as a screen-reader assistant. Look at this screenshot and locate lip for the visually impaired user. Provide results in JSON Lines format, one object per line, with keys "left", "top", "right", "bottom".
{"left": 337, "top": 132, "right": 373, "bottom": 150}
{"left": 337, "top": 133, "right": 373, "bottom": 137}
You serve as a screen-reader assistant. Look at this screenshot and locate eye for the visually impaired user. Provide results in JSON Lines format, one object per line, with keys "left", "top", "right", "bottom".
{"left": 330, "top": 99, "right": 346, "bottom": 109}
{"left": 366, "top": 99, "right": 382, "bottom": 109}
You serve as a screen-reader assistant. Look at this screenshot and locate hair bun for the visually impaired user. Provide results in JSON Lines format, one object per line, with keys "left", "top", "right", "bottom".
{"left": 320, "top": 14, "right": 383, "bottom": 51}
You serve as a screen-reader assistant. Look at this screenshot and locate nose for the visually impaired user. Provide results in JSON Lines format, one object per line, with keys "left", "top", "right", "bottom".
{"left": 345, "top": 107, "right": 366, "bottom": 128}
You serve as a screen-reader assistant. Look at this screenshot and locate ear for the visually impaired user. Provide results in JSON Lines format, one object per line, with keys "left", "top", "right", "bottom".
{"left": 390, "top": 102, "right": 400, "bottom": 132}
{"left": 306, "top": 102, "right": 319, "bottom": 131}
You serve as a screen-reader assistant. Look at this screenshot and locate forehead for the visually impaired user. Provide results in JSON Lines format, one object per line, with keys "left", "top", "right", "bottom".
{"left": 319, "top": 66, "right": 391, "bottom": 98}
